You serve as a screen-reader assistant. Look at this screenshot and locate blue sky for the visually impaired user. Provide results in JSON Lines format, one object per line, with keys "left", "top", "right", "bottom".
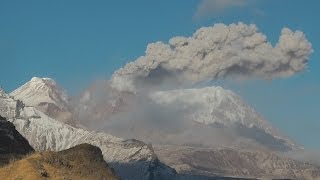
{"left": 0, "top": 0, "right": 319, "bottom": 149}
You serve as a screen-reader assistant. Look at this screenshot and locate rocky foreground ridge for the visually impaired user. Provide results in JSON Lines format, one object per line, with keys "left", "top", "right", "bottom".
{"left": 0, "top": 143, "right": 119, "bottom": 180}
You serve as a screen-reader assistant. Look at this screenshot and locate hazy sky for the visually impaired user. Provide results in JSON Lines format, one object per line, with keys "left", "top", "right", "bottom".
{"left": 0, "top": 0, "right": 319, "bottom": 149}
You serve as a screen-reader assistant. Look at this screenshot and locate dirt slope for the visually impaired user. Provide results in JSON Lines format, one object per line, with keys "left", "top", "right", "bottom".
{"left": 0, "top": 144, "right": 118, "bottom": 180}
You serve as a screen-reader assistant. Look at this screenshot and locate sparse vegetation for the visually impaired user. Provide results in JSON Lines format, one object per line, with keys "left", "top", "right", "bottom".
{"left": 0, "top": 144, "right": 119, "bottom": 180}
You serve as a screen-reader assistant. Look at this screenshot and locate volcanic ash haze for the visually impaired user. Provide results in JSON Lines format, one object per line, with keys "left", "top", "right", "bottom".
{"left": 111, "top": 22, "right": 312, "bottom": 92}
{"left": 74, "top": 22, "right": 312, "bottom": 152}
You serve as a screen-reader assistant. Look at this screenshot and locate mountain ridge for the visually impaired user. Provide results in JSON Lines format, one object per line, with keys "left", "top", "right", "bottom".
{"left": 0, "top": 143, "right": 119, "bottom": 180}
{"left": 0, "top": 88, "right": 177, "bottom": 180}
{"left": 3, "top": 77, "right": 320, "bottom": 179}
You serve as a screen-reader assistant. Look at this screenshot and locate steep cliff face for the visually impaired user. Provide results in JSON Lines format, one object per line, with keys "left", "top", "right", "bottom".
{"left": 0, "top": 115, "right": 34, "bottom": 166}
{"left": 0, "top": 144, "right": 119, "bottom": 180}
{"left": 0, "top": 116, "right": 34, "bottom": 155}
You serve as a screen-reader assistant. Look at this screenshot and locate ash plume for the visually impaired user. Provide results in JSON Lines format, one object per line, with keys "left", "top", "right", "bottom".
{"left": 73, "top": 22, "right": 314, "bottom": 153}
{"left": 111, "top": 22, "right": 313, "bottom": 92}
{"left": 194, "top": 0, "right": 249, "bottom": 20}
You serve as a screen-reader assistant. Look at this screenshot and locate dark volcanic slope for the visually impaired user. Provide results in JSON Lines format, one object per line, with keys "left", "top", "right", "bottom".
{"left": 0, "top": 115, "right": 34, "bottom": 166}
{"left": 0, "top": 143, "right": 119, "bottom": 180}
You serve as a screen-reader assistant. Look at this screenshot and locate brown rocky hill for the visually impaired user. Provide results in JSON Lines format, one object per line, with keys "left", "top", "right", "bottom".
{"left": 0, "top": 114, "right": 118, "bottom": 179}
{"left": 0, "top": 143, "right": 118, "bottom": 180}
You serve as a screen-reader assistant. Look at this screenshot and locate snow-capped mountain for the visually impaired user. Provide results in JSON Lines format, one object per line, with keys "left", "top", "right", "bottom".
{"left": 10, "top": 77, "right": 74, "bottom": 125}
{"left": 0, "top": 90, "right": 177, "bottom": 180}
{"left": 149, "top": 87, "right": 301, "bottom": 151}
{"left": 2, "top": 78, "right": 318, "bottom": 179}
{"left": 75, "top": 83, "right": 301, "bottom": 151}
{"left": 150, "top": 87, "right": 268, "bottom": 127}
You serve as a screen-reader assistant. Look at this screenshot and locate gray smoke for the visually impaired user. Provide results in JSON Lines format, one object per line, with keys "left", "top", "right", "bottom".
{"left": 194, "top": 0, "right": 249, "bottom": 20}
{"left": 283, "top": 150, "right": 320, "bottom": 166}
{"left": 111, "top": 22, "right": 313, "bottom": 92}
{"left": 78, "top": 87, "right": 240, "bottom": 147}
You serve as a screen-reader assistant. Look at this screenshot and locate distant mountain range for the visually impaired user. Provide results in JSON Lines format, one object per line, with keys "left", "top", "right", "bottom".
{"left": 0, "top": 83, "right": 177, "bottom": 180}
{"left": 1, "top": 77, "right": 320, "bottom": 179}
{"left": 73, "top": 80, "right": 300, "bottom": 152}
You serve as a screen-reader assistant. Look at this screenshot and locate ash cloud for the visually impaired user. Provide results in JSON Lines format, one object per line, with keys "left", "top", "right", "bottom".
{"left": 68, "top": 22, "right": 320, "bottom": 170}
{"left": 74, "top": 22, "right": 314, "bottom": 152}
{"left": 111, "top": 22, "right": 313, "bottom": 92}
{"left": 283, "top": 150, "right": 320, "bottom": 166}
{"left": 194, "top": 0, "right": 249, "bottom": 20}
{"left": 76, "top": 87, "right": 239, "bottom": 147}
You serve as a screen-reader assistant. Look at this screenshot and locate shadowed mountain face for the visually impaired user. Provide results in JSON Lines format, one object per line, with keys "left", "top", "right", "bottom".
{"left": 0, "top": 115, "right": 34, "bottom": 166}
{"left": 0, "top": 144, "right": 119, "bottom": 180}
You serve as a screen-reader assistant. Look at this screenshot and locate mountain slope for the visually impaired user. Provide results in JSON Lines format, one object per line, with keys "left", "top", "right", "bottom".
{"left": 73, "top": 81, "right": 320, "bottom": 179}
{"left": 77, "top": 85, "right": 300, "bottom": 152}
{"left": 0, "top": 144, "right": 118, "bottom": 180}
{"left": 0, "top": 90, "right": 177, "bottom": 180}
{"left": 0, "top": 115, "right": 34, "bottom": 166}
{"left": 155, "top": 145, "right": 320, "bottom": 180}
{"left": 0, "top": 115, "right": 34, "bottom": 155}
{"left": 149, "top": 87, "right": 301, "bottom": 151}
{"left": 10, "top": 77, "right": 74, "bottom": 125}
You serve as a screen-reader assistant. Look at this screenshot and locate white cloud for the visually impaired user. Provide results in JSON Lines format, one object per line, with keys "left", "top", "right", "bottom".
{"left": 194, "top": 0, "right": 249, "bottom": 20}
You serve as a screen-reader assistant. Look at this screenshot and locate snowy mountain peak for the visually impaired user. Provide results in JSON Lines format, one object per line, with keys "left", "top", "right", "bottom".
{"left": 150, "top": 86, "right": 259, "bottom": 126}
{"left": 29, "top": 77, "right": 58, "bottom": 88}
{"left": 10, "top": 77, "right": 73, "bottom": 124}
{"left": 11, "top": 77, "right": 68, "bottom": 106}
